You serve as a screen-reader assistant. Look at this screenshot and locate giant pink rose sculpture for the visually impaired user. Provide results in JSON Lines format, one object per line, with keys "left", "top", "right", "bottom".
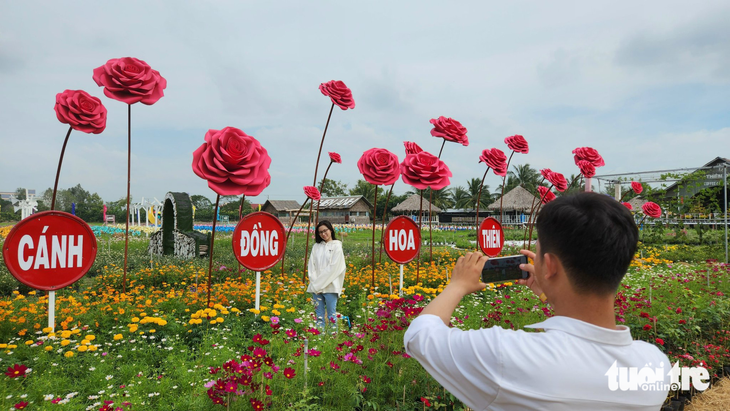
{"left": 357, "top": 148, "right": 400, "bottom": 186}
{"left": 55, "top": 90, "right": 107, "bottom": 134}
{"left": 430, "top": 116, "right": 468, "bottom": 146}
{"left": 479, "top": 148, "right": 508, "bottom": 177}
{"left": 642, "top": 202, "right": 662, "bottom": 219}
{"left": 93, "top": 57, "right": 167, "bottom": 105}
{"left": 504, "top": 135, "right": 529, "bottom": 154}
{"left": 400, "top": 151, "right": 452, "bottom": 190}
{"left": 319, "top": 80, "right": 355, "bottom": 110}
{"left": 192, "top": 127, "right": 272, "bottom": 196}
{"left": 572, "top": 147, "right": 605, "bottom": 168}
{"left": 404, "top": 141, "right": 423, "bottom": 155}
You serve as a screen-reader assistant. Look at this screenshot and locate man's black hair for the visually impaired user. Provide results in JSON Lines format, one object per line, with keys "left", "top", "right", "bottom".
{"left": 315, "top": 220, "right": 337, "bottom": 244}
{"left": 536, "top": 192, "right": 638, "bottom": 295}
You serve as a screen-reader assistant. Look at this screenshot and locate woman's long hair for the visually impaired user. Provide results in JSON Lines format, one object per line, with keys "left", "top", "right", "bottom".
{"left": 315, "top": 220, "right": 337, "bottom": 243}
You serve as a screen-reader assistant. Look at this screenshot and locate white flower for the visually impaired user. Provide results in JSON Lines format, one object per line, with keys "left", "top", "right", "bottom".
{"left": 44, "top": 394, "right": 54, "bottom": 401}
{"left": 105, "top": 375, "right": 113, "bottom": 380}
{"left": 89, "top": 367, "right": 96, "bottom": 371}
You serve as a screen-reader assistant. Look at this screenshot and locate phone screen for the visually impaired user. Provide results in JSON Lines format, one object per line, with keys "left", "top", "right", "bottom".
{"left": 481, "top": 255, "right": 529, "bottom": 284}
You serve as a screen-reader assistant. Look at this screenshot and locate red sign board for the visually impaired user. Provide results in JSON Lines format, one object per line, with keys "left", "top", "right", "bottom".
{"left": 2, "top": 211, "right": 97, "bottom": 291}
{"left": 232, "top": 212, "right": 286, "bottom": 271}
{"left": 383, "top": 216, "right": 421, "bottom": 264}
{"left": 478, "top": 217, "right": 504, "bottom": 257}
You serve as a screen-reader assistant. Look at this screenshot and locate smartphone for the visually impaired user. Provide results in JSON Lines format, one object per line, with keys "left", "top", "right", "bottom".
{"left": 481, "top": 255, "right": 529, "bottom": 284}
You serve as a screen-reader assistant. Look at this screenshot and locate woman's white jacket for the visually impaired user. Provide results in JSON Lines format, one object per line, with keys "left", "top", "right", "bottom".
{"left": 306, "top": 240, "right": 346, "bottom": 295}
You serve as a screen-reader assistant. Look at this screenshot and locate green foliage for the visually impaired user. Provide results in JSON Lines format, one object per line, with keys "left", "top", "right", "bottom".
{"left": 319, "top": 179, "right": 348, "bottom": 197}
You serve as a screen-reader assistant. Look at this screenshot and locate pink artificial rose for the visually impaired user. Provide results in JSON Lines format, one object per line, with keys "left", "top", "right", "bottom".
{"left": 537, "top": 186, "right": 556, "bottom": 204}
{"left": 642, "top": 202, "right": 662, "bottom": 218}
{"left": 192, "top": 127, "right": 272, "bottom": 196}
{"left": 304, "top": 186, "right": 321, "bottom": 201}
{"left": 572, "top": 147, "right": 605, "bottom": 168}
{"left": 479, "top": 148, "right": 507, "bottom": 177}
{"left": 92, "top": 57, "right": 167, "bottom": 105}
{"left": 54, "top": 90, "right": 107, "bottom": 134}
{"left": 631, "top": 181, "right": 643, "bottom": 194}
{"left": 400, "top": 151, "right": 452, "bottom": 190}
{"left": 504, "top": 135, "right": 529, "bottom": 154}
{"left": 622, "top": 202, "right": 633, "bottom": 211}
{"left": 429, "top": 117, "right": 468, "bottom": 146}
{"left": 546, "top": 171, "right": 568, "bottom": 192}
{"left": 403, "top": 141, "right": 423, "bottom": 155}
{"left": 357, "top": 148, "right": 400, "bottom": 186}
{"left": 540, "top": 168, "right": 553, "bottom": 180}
{"left": 328, "top": 152, "right": 342, "bottom": 164}
{"left": 319, "top": 80, "right": 355, "bottom": 110}
{"left": 576, "top": 160, "right": 596, "bottom": 178}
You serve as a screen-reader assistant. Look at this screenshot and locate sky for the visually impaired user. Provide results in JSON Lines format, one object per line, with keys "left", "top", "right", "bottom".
{"left": 1, "top": 1, "right": 729, "bottom": 206}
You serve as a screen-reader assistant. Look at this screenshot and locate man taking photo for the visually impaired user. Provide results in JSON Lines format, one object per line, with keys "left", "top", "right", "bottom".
{"left": 404, "top": 192, "right": 670, "bottom": 410}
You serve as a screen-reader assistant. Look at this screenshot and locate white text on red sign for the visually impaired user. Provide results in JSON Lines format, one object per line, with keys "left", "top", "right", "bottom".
{"left": 388, "top": 229, "right": 416, "bottom": 251}
{"left": 481, "top": 229, "right": 501, "bottom": 249}
{"left": 238, "top": 222, "right": 280, "bottom": 257}
{"left": 17, "top": 226, "right": 84, "bottom": 271}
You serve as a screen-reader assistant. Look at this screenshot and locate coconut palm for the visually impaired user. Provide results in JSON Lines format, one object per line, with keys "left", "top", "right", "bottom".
{"left": 507, "top": 164, "right": 540, "bottom": 193}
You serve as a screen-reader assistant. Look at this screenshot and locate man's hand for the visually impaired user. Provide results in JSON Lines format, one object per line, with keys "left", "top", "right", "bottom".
{"left": 447, "top": 252, "right": 488, "bottom": 296}
{"left": 516, "top": 249, "right": 543, "bottom": 297}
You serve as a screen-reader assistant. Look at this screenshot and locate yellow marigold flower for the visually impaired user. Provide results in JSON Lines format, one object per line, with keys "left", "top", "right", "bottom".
{"left": 42, "top": 327, "right": 53, "bottom": 333}
{"left": 113, "top": 334, "right": 123, "bottom": 341}
{"left": 29, "top": 290, "right": 36, "bottom": 295}
{"left": 248, "top": 309, "right": 260, "bottom": 315}
{"left": 149, "top": 329, "right": 156, "bottom": 333}
{"left": 131, "top": 317, "right": 140, "bottom": 323}
{"left": 216, "top": 317, "right": 224, "bottom": 323}
{"left": 158, "top": 320, "right": 167, "bottom": 326}
{"left": 7, "top": 345, "right": 17, "bottom": 349}
{"left": 129, "top": 325, "right": 138, "bottom": 333}
{"left": 44, "top": 346, "right": 53, "bottom": 351}
{"left": 367, "top": 295, "right": 374, "bottom": 300}
{"left": 286, "top": 307, "right": 296, "bottom": 313}
{"left": 61, "top": 340, "right": 70, "bottom": 347}
{"left": 118, "top": 308, "right": 125, "bottom": 314}
{"left": 60, "top": 331, "right": 71, "bottom": 339}
{"left": 0, "top": 344, "right": 7, "bottom": 349}
{"left": 231, "top": 308, "right": 241, "bottom": 313}
{"left": 64, "top": 351, "right": 74, "bottom": 358}
{"left": 88, "top": 345, "right": 97, "bottom": 351}
{"left": 25, "top": 340, "right": 34, "bottom": 345}
{"left": 213, "top": 304, "right": 224, "bottom": 310}
{"left": 85, "top": 335, "right": 95, "bottom": 341}
{"left": 261, "top": 315, "right": 270, "bottom": 322}
{"left": 271, "top": 309, "right": 281, "bottom": 316}
{"left": 191, "top": 313, "right": 200, "bottom": 319}
{"left": 77, "top": 345, "right": 88, "bottom": 352}
{"left": 273, "top": 304, "right": 285, "bottom": 309}
{"left": 259, "top": 306, "right": 268, "bottom": 312}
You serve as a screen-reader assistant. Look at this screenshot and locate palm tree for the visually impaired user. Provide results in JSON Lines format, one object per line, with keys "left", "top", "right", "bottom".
{"left": 405, "top": 188, "right": 454, "bottom": 210}
{"left": 450, "top": 185, "right": 470, "bottom": 209}
{"left": 507, "top": 164, "right": 540, "bottom": 193}
{"left": 467, "top": 178, "right": 492, "bottom": 209}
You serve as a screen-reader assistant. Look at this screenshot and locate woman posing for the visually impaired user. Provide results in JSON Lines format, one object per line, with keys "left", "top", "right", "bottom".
{"left": 307, "top": 220, "right": 346, "bottom": 330}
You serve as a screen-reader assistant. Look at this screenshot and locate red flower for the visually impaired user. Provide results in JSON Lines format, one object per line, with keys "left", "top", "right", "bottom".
{"left": 642, "top": 202, "right": 662, "bottom": 218}
{"left": 537, "top": 186, "right": 555, "bottom": 204}
{"left": 328, "top": 152, "right": 342, "bottom": 164}
{"left": 479, "top": 148, "right": 507, "bottom": 177}
{"left": 576, "top": 160, "right": 596, "bottom": 178}
{"left": 319, "top": 80, "right": 355, "bottom": 110}
{"left": 55, "top": 90, "right": 107, "bottom": 134}
{"left": 304, "top": 186, "right": 321, "bottom": 201}
{"left": 572, "top": 147, "right": 605, "bottom": 168}
{"left": 400, "top": 151, "right": 452, "bottom": 190}
{"left": 14, "top": 402, "right": 28, "bottom": 410}
{"left": 643, "top": 324, "right": 652, "bottom": 331}
{"left": 655, "top": 338, "right": 665, "bottom": 346}
{"left": 250, "top": 398, "right": 265, "bottom": 411}
{"left": 622, "top": 202, "right": 632, "bottom": 211}
{"left": 631, "top": 181, "right": 643, "bottom": 194}
{"left": 285, "top": 329, "right": 297, "bottom": 338}
{"left": 430, "top": 116, "right": 468, "bottom": 146}
{"left": 5, "top": 364, "right": 27, "bottom": 378}
{"left": 357, "top": 148, "right": 401, "bottom": 186}
{"left": 546, "top": 171, "right": 568, "bottom": 192}
{"left": 252, "top": 347, "right": 268, "bottom": 358}
{"left": 92, "top": 57, "right": 166, "bottom": 105}
{"left": 192, "top": 127, "right": 272, "bottom": 196}
{"left": 403, "top": 141, "right": 423, "bottom": 155}
{"left": 504, "top": 134, "right": 529, "bottom": 154}
{"left": 420, "top": 397, "right": 431, "bottom": 407}
{"left": 283, "top": 367, "right": 296, "bottom": 379}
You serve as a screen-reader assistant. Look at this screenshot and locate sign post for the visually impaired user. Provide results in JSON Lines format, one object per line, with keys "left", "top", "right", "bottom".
{"left": 2, "top": 211, "right": 98, "bottom": 331}
{"left": 232, "top": 212, "right": 285, "bottom": 311}
{"left": 383, "top": 217, "right": 421, "bottom": 296}
{"left": 478, "top": 217, "right": 505, "bottom": 257}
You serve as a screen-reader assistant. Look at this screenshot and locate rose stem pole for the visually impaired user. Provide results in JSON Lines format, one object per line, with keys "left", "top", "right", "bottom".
{"left": 499, "top": 151, "right": 516, "bottom": 225}
{"left": 417, "top": 191, "right": 423, "bottom": 284}
{"left": 522, "top": 177, "right": 546, "bottom": 250}
{"left": 281, "top": 200, "right": 309, "bottom": 276}
{"left": 50, "top": 127, "right": 73, "bottom": 210}
{"left": 475, "top": 166, "right": 491, "bottom": 247}
{"left": 122, "top": 104, "right": 132, "bottom": 294}
{"left": 207, "top": 194, "right": 221, "bottom": 307}
{"left": 238, "top": 195, "right": 246, "bottom": 278}
{"left": 304, "top": 103, "right": 335, "bottom": 281}
{"left": 378, "top": 183, "right": 395, "bottom": 264}
{"left": 526, "top": 184, "right": 555, "bottom": 252}
{"left": 371, "top": 186, "right": 378, "bottom": 287}
{"left": 316, "top": 161, "right": 334, "bottom": 225}
{"left": 428, "top": 140, "right": 447, "bottom": 263}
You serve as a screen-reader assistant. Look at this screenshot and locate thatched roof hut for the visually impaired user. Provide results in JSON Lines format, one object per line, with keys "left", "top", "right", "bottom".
{"left": 392, "top": 194, "right": 442, "bottom": 214}
{"left": 486, "top": 186, "right": 539, "bottom": 213}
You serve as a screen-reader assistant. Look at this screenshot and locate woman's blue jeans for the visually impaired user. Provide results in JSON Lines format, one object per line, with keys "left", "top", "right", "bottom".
{"left": 311, "top": 293, "right": 338, "bottom": 330}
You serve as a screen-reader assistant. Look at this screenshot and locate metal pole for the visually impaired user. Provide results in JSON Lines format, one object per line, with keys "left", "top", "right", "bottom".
{"left": 399, "top": 264, "right": 404, "bottom": 297}
{"left": 615, "top": 180, "right": 621, "bottom": 201}
{"left": 724, "top": 165, "right": 728, "bottom": 264}
{"left": 255, "top": 271, "right": 261, "bottom": 311}
{"left": 48, "top": 291, "right": 55, "bottom": 332}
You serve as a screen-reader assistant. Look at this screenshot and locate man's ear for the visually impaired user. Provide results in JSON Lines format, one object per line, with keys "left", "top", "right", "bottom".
{"left": 542, "top": 253, "right": 561, "bottom": 280}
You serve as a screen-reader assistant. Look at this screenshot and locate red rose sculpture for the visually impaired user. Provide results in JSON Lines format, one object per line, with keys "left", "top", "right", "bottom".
{"left": 540, "top": 168, "right": 553, "bottom": 180}
{"left": 404, "top": 141, "right": 423, "bottom": 155}
{"left": 504, "top": 135, "right": 529, "bottom": 154}
{"left": 357, "top": 148, "right": 400, "bottom": 186}
{"left": 192, "top": 127, "right": 272, "bottom": 196}
{"left": 631, "top": 181, "right": 643, "bottom": 194}
{"left": 319, "top": 80, "right": 355, "bottom": 110}
{"left": 622, "top": 202, "right": 633, "bottom": 211}
{"left": 479, "top": 148, "right": 508, "bottom": 177}
{"left": 642, "top": 202, "right": 661, "bottom": 218}
{"left": 54, "top": 90, "right": 107, "bottom": 134}
{"left": 430, "top": 116, "right": 468, "bottom": 146}
{"left": 576, "top": 160, "right": 596, "bottom": 178}
{"left": 328, "top": 152, "right": 342, "bottom": 164}
{"left": 537, "top": 186, "right": 556, "bottom": 204}
{"left": 546, "top": 171, "right": 568, "bottom": 192}
{"left": 400, "top": 151, "right": 452, "bottom": 190}
{"left": 92, "top": 57, "right": 167, "bottom": 105}
{"left": 572, "top": 147, "right": 605, "bottom": 168}
{"left": 304, "top": 186, "right": 321, "bottom": 201}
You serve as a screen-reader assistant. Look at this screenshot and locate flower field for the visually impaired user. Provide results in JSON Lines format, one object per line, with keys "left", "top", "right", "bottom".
{"left": 0, "top": 229, "right": 729, "bottom": 410}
